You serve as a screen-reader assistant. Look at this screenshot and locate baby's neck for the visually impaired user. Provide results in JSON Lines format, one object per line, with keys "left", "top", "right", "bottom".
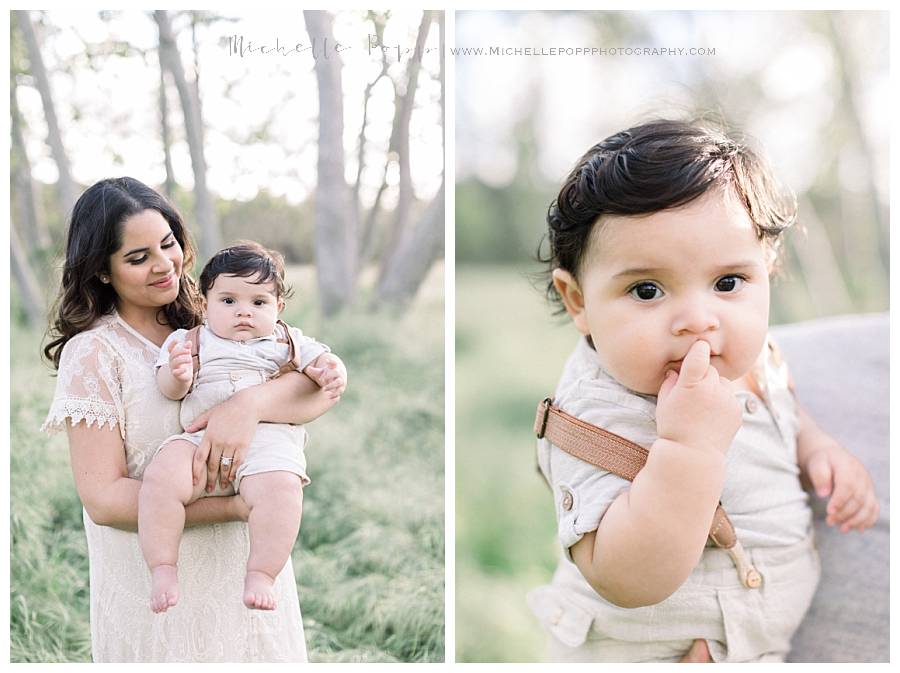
{"left": 733, "top": 371, "right": 761, "bottom": 396}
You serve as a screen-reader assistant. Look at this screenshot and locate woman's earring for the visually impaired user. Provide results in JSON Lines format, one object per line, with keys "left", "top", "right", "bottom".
{"left": 99, "top": 274, "right": 110, "bottom": 284}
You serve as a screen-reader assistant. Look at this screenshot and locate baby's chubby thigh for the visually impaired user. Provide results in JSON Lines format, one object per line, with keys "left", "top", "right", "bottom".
{"left": 238, "top": 470, "right": 304, "bottom": 518}
{"left": 143, "top": 438, "right": 207, "bottom": 504}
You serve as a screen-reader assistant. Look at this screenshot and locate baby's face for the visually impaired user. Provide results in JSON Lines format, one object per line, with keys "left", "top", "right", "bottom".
{"left": 556, "top": 188, "right": 770, "bottom": 395}
{"left": 202, "top": 273, "right": 283, "bottom": 342}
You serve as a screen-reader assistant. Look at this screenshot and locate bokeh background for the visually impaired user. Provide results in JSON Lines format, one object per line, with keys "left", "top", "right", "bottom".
{"left": 10, "top": 9, "right": 444, "bottom": 662}
{"left": 454, "top": 10, "right": 889, "bottom": 662}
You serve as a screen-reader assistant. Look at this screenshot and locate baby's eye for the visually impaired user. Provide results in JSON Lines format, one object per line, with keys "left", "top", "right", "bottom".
{"left": 253, "top": 300, "right": 266, "bottom": 306}
{"left": 223, "top": 297, "right": 235, "bottom": 305}
{"left": 629, "top": 282, "right": 663, "bottom": 302}
{"left": 715, "top": 275, "right": 745, "bottom": 293}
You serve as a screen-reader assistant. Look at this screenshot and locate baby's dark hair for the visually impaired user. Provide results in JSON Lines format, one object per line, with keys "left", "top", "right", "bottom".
{"left": 199, "top": 240, "right": 293, "bottom": 300}
{"left": 540, "top": 118, "right": 797, "bottom": 312}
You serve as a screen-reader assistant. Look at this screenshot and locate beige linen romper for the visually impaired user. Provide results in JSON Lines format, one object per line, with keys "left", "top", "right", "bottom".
{"left": 155, "top": 321, "right": 329, "bottom": 492}
{"left": 528, "top": 335, "right": 820, "bottom": 662}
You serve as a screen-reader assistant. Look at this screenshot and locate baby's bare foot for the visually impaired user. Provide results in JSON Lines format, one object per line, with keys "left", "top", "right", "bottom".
{"left": 150, "top": 564, "right": 179, "bottom": 613}
{"left": 243, "top": 570, "right": 277, "bottom": 610}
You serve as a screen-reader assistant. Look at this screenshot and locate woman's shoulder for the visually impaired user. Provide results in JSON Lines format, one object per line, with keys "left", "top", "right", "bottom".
{"left": 60, "top": 315, "right": 120, "bottom": 359}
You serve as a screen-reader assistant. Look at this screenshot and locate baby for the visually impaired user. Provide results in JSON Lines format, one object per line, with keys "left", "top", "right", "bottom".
{"left": 139, "top": 241, "right": 345, "bottom": 613}
{"left": 528, "top": 119, "right": 878, "bottom": 662}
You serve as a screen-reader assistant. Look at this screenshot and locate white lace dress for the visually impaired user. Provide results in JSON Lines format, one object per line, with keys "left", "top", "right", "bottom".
{"left": 42, "top": 312, "right": 308, "bottom": 662}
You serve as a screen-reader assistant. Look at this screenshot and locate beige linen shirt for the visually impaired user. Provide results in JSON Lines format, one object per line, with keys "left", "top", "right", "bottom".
{"left": 537, "top": 334, "right": 811, "bottom": 559}
{"left": 529, "top": 335, "right": 818, "bottom": 662}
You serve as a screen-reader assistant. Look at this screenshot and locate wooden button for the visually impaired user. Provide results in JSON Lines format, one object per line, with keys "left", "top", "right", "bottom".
{"left": 561, "top": 490, "right": 573, "bottom": 511}
{"left": 745, "top": 398, "right": 758, "bottom": 414}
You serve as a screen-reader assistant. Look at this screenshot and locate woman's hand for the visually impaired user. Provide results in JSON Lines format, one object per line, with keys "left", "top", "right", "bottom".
{"left": 187, "top": 389, "right": 259, "bottom": 492}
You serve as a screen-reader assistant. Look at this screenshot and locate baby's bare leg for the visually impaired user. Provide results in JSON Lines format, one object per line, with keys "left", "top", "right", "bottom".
{"left": 237, "top": 471, "right": 303, "bottom": 610}
{"left": 138, "top": 439, "right": 205, "bottom": 613}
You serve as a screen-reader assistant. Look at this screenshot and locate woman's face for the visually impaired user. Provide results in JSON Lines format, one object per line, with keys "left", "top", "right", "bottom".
{"left": 107, "top": 209, "right": 184, "bottom": 313}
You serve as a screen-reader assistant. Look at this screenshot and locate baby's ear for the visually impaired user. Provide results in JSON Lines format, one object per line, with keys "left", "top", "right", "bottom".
{"left": 767, "top": 247, "right": 778, "bottom": 275}
{"left": 277, "top": 298, "right": 285, "bottom": 313}
{"left": 552, "top": 269, "right": 590, "bottom": 335}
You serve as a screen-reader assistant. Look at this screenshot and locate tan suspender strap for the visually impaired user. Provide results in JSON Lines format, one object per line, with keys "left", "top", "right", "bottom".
{"left": 271, "top": 319, "right": 299, "bottom": 379}
{"left": 535, "top": 397, "right": 762, "bottom": 589}
{"left": 534, "top": 397, "right": 648, "bottom": 482}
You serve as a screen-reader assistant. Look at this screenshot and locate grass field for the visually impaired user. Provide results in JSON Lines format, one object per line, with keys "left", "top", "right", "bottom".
{"left": 455, "top": 264, "right": 579, "bottom": 663}
{"left": 10, "top": 263, "right": 445, "bottom": 663}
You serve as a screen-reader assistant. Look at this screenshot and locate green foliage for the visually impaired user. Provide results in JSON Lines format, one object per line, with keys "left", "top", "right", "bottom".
{"left": 10, "top": 267, "right": 444, "bottom": 663}
{"left": 455, "top": 178, "right": 547, "bottom": 264}
{"left": 455, "top": 265, "right": 573, "bottom": 662}
{"left": 217, "top": 191, "right": 315, "bottom": 265}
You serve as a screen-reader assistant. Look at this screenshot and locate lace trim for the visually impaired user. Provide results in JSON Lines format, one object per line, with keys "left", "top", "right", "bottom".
{"left": 41, "top": 397, "right": 124, "bottom": 438}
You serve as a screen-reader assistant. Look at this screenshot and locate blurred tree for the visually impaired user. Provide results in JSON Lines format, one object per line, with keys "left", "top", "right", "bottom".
{"left": 376, "top": 182, "right": 444, "bottom": 306}
{"left": 377, "top": 11, "right": 434, "bottom": 281}
{"left": 304, "top": 9, "right": 358, "bottom": 315}
{"left": 14, "top": 10, "right": 77, "bottom": 220}
{"left": 11, "top": 25, "right": 51, "bottom": 256}
{"left": 11, "top": 225, "right": 45, "bottom": 328}
{"left": 306, "top": 10, "right": 444, "bottom": 314}
{"left": 355, "top": 11, "right": 392, "bottom": 270}
{"left": 154, "top": 10, "right": 222, "bottom": 260}
{"left": 159, "top": 65, "right": 176, "bottom": 198}
{"left": 375, "top": 12, "right": 445, "bottom": 307}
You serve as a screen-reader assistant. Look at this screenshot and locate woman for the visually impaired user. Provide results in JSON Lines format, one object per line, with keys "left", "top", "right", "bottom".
{"left": 42, "top": 177, "right": 344, "bottom": 662}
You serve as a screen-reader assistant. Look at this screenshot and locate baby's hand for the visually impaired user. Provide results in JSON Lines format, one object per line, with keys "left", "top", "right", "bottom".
{"left": 167, "top": 338, "right": 194, "bottom": 384}
{"left": 655, "top": 340, "right": 742, "bottom": 455}
{"left": 803, "top": 439, "right": 879, "bottom": 533}
{"left": 305, "top": 359, "right": 346, "bottom": 400}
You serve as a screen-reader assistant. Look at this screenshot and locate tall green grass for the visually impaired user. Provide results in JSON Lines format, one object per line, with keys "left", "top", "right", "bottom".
{"left": 10, "top": 264, "right": 445, "bottom": 663}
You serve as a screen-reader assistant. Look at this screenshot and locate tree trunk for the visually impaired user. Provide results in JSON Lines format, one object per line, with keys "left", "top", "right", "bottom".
{"left": 826, "top": 14, "right": 888, "bottom": 309}
{"left": 15, "top": 10, "right": 78, "bottom": 219}
{"left": 154, "top": 10, "right": 220, "bottom": 259}
{"left": 304, "top": 10, "right": 356, "bottom": 314}
{"left": 378, "top": 11, "right": 433, "bottom": 280}
{"left": 11, "top": 71, "right": 51, "bottom": 253}
{"left": 376, "top": 183, "right": 444, "bottom": 306}
{"left": 11, "top": 223, "right": 46, "bottom": 328}
{"left": 159, "top": 65, "right": 176, "bottom": 198}
{"left": 353, "top": 13, "right": 390, "bottom": 227}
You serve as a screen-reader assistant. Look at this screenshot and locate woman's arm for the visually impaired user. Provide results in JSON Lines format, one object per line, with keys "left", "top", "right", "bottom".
{"left": 66, "top": 421, "right": 247, "bottom": 531}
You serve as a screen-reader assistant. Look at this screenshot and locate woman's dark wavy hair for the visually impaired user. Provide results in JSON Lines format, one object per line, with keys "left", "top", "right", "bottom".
{"left": 199, "top": 240, "right": 294, "bottom": 301}
{"left": 44, "top": 177, "right": 203, "bottom": 368}
{"left": 539, "top": 118, "right": 798, "bottom": 313}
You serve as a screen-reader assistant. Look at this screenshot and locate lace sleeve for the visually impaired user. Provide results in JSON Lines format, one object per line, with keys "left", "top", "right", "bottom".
{"left": 41, "top": 330, "right": 125, "bottom": 438}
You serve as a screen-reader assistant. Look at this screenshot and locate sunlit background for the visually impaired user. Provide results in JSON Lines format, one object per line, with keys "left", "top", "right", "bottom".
{"left": 11, "top": 9, "right": 444, "bottom": 662}
{"left": 17, "top": 10, "right": 443, "bottom": 206}
{"left": 454, "top": 10, "right": 888, "bottom": 663}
